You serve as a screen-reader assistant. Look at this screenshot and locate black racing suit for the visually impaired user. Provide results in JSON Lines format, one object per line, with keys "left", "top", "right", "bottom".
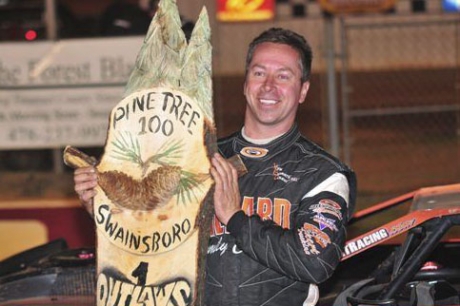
{"left": 205, "top": 124, "right": 357, "bottom": 306}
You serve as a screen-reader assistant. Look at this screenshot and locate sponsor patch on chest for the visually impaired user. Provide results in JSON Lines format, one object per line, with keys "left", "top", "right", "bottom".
{"left": 240, "top": 146, "right": 269, "bottom": 158}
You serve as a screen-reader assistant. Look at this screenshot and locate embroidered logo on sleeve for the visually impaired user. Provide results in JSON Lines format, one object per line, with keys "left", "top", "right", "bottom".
{"left": 313, "top": 213, "right": 338, "bottom": 232}
{"left": 310, "top": 199, "right": 343, "bottom": 220}
{"left": 298, "top": 223, "right": 332, "bottom": 255}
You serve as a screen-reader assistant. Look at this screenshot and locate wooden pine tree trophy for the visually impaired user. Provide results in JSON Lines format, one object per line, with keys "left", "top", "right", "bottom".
{"left": 63, "top": 1, "right": 245, "bottom": 305}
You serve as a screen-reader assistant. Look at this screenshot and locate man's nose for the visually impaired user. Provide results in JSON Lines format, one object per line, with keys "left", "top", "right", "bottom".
{"left": 263, "top": 75, "right": 275, "bottom": 90}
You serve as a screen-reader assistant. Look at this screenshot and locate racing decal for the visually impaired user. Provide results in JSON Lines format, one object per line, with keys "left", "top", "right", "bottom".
{"left": 313, "top": 213, "right": 338, "bottom": 231}
{"left": 232, "top": 245, "right": 243, "bottom": 254}
{"left": 310, "top": 199, "right": 343, "bottom": 220}
{"left": 344, "top": 228, "right": 389, "bottom": 256}
{"left": 299, "top": 230, "right": 320, "bottom": 255}
{"left": 210, "top": 196, "right": 293, "bottom": 237}
{"left": 210, "top": 215, "right": 229, "bottom": 236}
{"left": 256, "top": 197, "right": 273, "bottom": 220}
{"left": 241, "top": 196, "right": 292, "bottom": 228}
{"left": 298, "top": 223, "right": 332, "bottom": 256}
{"left": 448, "top": 208, "right": 460, "bottom": 214}
{"left": 207, "top": 238, "right": 244, "bottom": 257}
{"left": 240, "top": 146, "right": 269, "bottom": 158}
{"left": 207, "top": 237, "right": 229, "bottom": 256}
{"left": 256, "top": 160, "right": 316, "bottom": 181}
{"left": 342, "top": 197, "right": 460, "bottom": 261}
{"left": 389, "top": 218, "right": 415, "bottom": 235}
{"left": 273, "top": 163, "right": 300, "bottom": 183}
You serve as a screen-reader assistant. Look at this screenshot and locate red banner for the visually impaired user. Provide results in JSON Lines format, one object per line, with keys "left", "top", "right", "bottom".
{"left": 217, "top": 0, "right": 275, "bottom": 22}
{"left": 318, "top": 0, "right": 396, "bottom": 14}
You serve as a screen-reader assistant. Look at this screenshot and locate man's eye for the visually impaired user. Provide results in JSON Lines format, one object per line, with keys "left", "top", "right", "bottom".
{"left": 278, "top": 74, "right": 291, "bottom": 80}
{"left": 253, "top": 71, "right": 264, "bottom": 77}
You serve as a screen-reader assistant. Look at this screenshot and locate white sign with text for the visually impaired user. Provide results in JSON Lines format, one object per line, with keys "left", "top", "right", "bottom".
{"left": 0, "top": 36, "right": 143, "bottom": 149}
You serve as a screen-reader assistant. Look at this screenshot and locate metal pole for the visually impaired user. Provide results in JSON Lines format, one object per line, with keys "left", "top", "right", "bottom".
{"left": 325, "top": 15, "right": 340, "bottom": 157}
{"left": 340, "top": 17, "right": 351, "bottom": 165}
{"left": 44, "top": 0, "right": 63, "bottom": 173}
{"left": 45, "top": 0, "right": 57, "bottom": 40}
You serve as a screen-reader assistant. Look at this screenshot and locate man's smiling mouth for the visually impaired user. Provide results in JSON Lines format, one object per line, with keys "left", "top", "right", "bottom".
{"left": 260, "top": 99, "right": 277, "bottom": 105}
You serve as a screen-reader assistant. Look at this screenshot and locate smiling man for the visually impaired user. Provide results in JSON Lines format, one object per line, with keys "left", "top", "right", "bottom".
{"left": 243, "top": 42, "right": 309, "bottom": 138}
{"left": 208, "top": 27, "right": 357, "bottom": 306}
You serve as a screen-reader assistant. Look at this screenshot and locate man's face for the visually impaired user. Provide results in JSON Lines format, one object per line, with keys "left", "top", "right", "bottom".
{"left": 243, "top": 42, "right": 310, "bottom": 138}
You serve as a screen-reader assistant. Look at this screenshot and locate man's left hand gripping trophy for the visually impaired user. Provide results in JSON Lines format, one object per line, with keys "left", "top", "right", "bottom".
{"left": 63, "top": 1, "right": 242, "bottom": 305}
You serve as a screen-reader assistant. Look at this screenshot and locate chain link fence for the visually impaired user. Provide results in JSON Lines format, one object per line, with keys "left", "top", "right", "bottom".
{"left": 340, "top": 16, "right": 460, "bottom": 207}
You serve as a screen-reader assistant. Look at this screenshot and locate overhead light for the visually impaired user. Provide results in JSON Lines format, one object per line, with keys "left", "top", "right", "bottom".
{"left": 25, "top": 30, "right": 38, "bottom": 41}
{"left": 443, "top": 0, "right": 460, "bottom": 11}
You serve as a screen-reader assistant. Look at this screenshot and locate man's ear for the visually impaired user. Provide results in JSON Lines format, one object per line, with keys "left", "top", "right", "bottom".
{"left": 299, "top": 81, "right": 310, "bottom": 104}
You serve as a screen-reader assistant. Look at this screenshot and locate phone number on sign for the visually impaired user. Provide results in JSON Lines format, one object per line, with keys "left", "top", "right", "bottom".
{"left": 5, "top": 124, "right": 108, "bottom": 148}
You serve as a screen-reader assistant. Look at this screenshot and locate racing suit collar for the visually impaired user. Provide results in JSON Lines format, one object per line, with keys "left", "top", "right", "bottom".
{"left": 236, "top": 124, "right": 301, "bottom": 159}
{"left": 241, "top": 126, "right": 285, "bottom": 145}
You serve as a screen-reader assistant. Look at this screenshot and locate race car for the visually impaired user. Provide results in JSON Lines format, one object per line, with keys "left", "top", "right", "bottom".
{"left": 319, "top": 183, "right": 460, "bottom": 306}
{"left": 0, "top": 183, "right": 459, "bottom": 305}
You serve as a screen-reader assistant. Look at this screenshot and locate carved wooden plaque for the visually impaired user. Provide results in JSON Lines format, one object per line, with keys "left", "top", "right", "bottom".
{"left": 63, "top": 1, "right": 232, "bottom": 305}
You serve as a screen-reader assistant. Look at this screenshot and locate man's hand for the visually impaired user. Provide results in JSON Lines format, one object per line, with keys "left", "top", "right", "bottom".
{"left": 74, "top": 166, "right": 98, "bottom": 217}
{"left": 210, "top": 153, "right": 241, "bottom": 225}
